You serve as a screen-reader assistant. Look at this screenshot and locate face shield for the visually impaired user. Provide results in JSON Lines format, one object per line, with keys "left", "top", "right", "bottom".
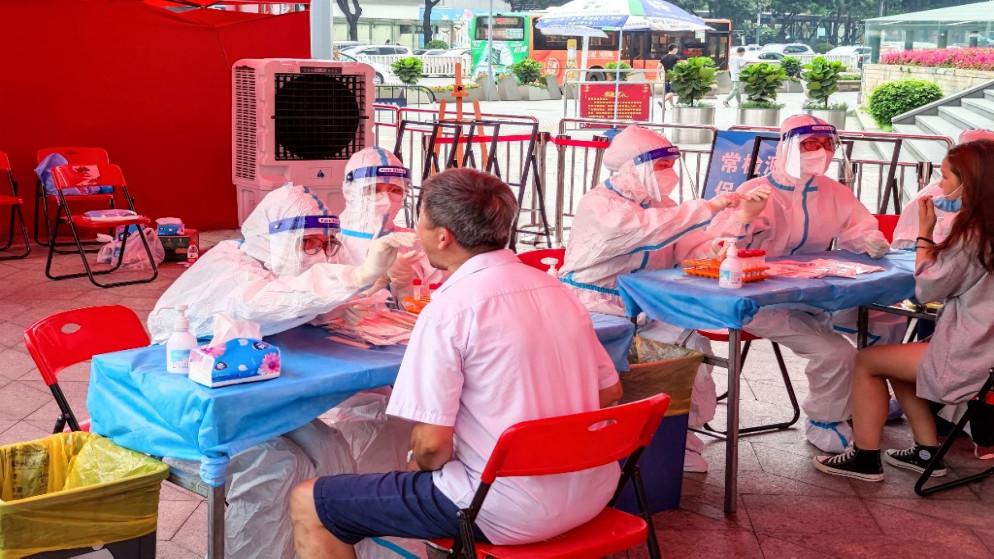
{"left": 342, "top": 161, "right": 412, "bottom": 235}
{"left": 780, "top": 123, "right": 848, "bottom": 183}
{"left": 267, "top": 215, "right": 341, "bottom": 276}
{"left": 632, "top": 145, "right": 682, "bottom": 201}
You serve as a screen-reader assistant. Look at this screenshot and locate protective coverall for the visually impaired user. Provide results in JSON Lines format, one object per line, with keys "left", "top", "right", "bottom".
{"left": 559, "top": 125, "right": 740, "bottom": 472}
{"left": 704, "top": 114, "right": 896, "bottom": 453}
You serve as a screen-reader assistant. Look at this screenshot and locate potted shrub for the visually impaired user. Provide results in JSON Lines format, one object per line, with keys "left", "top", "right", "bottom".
{"left": 736, "top": 62, "right": 786, "bottom": 126}
{"left": 424, "top": 39, "right": 448, "bottom": 50}
{"left": 391, "top": 57, "right": 423, "bottom": 86}
{"left": 779, "top": 56, "right": 804, "bottom": 93}
{"left": 865, "top": 78, "right": 943, "bottom": 131}
{"left": 667, "top": 56, "right": 718, "bottom": 144}
{"left": 605, "top": 61, "right": 633, "bottom": 81}
{"left": 802, "top": 57, "right": 848, "bottom": 129}
{"left": 511, "top": 59, "right": 546, "bottom": 100}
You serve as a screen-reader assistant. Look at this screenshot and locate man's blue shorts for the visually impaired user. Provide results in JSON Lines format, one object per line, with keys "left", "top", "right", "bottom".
{"left": 313, "top": 471, "right": 490, "bottom": 545}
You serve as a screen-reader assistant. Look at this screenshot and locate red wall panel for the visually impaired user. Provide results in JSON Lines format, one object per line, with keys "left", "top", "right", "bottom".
{"left": 0, "top": 1, "right": 309, "bottom": 231}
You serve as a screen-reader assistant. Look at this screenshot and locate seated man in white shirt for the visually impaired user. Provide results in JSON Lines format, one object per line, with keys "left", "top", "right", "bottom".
{"left": 289, "top": 168, "right": 624, "bottom": 558}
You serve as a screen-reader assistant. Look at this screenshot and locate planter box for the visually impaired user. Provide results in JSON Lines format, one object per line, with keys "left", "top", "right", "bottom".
{"left": 497, "top": 77, "right": 521, "bottom": 101}
{"left": 836, "top": 80, "right": 861, "bottom": 92}
{"left": 672, "top": 105, "right": 715, "bottom": 144}
{"left": 861, "top": 63, "right": 994, "bottom": 99}
{"left": 564, "top": 83, "right": 579, "bottom": 99}
{"left": 736, "top": 107, "right": 782, "bottom": 127}
{"left": 715, "top": 70, "right": 731, "bottom": 94}
{"left": 519, "top": 85, "right": 551, "bottom": 101}
{"left": 545, "top": 75, "right": 562, "bottom": 100}
{"left": 777, "top": 80, "right": 804, "bottom": 93}
{"left": 475, "top": 76, "right": 497, "bottom": 101}
{"left": 804, "top": 108, "right": 848, "bottom": 130}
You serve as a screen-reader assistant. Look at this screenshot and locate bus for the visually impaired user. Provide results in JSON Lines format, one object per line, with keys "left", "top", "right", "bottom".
{"left": 468, "top": 13, "right": 731, "bottom": 83}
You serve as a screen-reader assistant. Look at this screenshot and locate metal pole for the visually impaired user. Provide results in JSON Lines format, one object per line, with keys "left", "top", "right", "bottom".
{"left": 310, "top": 0, "right": 332, "bottom": 60}
{"left": 487, "top": 0, "right": 495, "bottom": 101}
{"left": 756, "top": 10, "right": 761, "bottom": 45}
{"left": 613, "top": 28, "right": 623, "bottom": 120}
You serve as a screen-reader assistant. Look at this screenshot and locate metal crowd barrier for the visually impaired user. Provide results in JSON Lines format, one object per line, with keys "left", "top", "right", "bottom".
{"left": 371, "top": 110, "right": 954, "bottom": 247}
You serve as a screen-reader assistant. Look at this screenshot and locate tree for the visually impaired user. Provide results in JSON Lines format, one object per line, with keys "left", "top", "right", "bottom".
{"left": 335, "top": 0, "right": 361, "bottom": 41}
{"left": 423, "top": 0, "right": 442, "bottom": 43}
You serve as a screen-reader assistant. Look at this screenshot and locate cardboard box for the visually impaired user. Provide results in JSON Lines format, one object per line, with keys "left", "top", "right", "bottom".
{"left": 160, "top": 228, "right": 199, "bottom": 262}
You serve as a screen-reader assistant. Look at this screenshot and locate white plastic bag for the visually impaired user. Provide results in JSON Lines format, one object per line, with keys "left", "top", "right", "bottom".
{"left": 95, "top": 227, "right": 164, "bottom": 270}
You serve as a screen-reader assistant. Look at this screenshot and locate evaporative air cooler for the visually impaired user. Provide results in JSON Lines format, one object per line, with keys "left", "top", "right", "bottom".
{"left": 232, "top": 58, "right": 375, "bottom": 223}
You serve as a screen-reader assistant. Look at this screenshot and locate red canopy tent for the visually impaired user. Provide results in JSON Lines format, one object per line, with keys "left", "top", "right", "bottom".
{"left": 0, "top": 0, "right": 311, "bottom": 231}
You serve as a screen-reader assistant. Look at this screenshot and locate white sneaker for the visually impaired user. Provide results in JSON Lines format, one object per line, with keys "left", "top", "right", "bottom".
{"left": 805, "top": 419, "right": 853, "bottom": 453}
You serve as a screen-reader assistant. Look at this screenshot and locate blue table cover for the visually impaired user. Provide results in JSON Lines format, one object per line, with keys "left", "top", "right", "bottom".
{"left": 88, "top": 316, "right": 634, "bottom": 486}
{"left": 617, "top": 251, "right": 917, "bottom": 330}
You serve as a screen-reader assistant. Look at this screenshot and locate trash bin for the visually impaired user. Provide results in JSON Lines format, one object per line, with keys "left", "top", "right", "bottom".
{"left": 0, "top": 432, "right": 169, "bottom": 559}
{"left": 614, "top": 336, "right": 703, "bottom": 514}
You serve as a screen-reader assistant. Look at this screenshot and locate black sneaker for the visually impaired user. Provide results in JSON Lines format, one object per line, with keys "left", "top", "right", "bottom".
{"left": 884, "top": 444, "right": 947, "bottom": 477}
{"left": 813, "top": 446, "right": 884, "bottom": 482}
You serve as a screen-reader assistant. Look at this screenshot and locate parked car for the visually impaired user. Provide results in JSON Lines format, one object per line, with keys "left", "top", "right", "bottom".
{"left": 744, "top": 44, "right": 761, "bottom": 51}
{"left": 421, "top": 49, "right": 449, "bottom": 56}
{"left": 334, "top": 40, "right": 364, "bottom": 51}
{"left": 442, "top": 48, "right": 470, "bottom": 58}
{"left": 826, "top": 45, "right": 870, "bottom": 69}
{"left": 345, "top": 45, "right": 413, "bottom": 57}
{"left": 336, "top": 51, "right": 401, "bottom": 86}
{"left": 743, "top": 51, "right": 785, "bottom": 65}
{"left": 761, "top": 43, "right": 814, "bottom": 55}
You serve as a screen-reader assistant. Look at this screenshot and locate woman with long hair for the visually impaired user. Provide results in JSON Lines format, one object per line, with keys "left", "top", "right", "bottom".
{"left": 814, "top": 139, "right": 994, "bottom": 481}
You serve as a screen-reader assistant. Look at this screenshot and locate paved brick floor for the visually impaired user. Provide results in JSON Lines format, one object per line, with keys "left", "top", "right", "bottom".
{"left": 0, "top": 233, "right": 990, "bottom": 558}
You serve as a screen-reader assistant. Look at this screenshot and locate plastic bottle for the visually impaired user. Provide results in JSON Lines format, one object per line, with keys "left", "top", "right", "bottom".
{"left": 187, "top": 242, "right": 199, "bottom": 263}
{"left": 413, "top": 279, "right": 424, "bottom": 299}
{"left": 166, "top": 305, "right": 198, "bottom": 374}
{"left": 540, "top": 257, "right": 559, "bottom": 277}
{"left": 718, "top": 242, "right": 743, "bottom": 289}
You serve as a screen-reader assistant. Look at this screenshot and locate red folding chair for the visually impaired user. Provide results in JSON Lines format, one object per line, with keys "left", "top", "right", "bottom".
{"left": 517, "top": 248, "right": 565, "bottom": 273}
{"left": 429, "top": 393, "right": 671, "bottom": 559}
{"left": 0, "top": 151, "right": 31, "bottom": 260}
{"left": 45, "top": 163, "right": 158, "bottom": 288}
{"left": 34, "top": 147, "right": 113, "bottom": 247}
{"left": 23, "top": 305, "right": 151, "bottom": 433}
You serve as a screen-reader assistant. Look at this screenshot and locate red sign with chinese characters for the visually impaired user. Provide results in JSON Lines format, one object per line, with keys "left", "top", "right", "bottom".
{"left": 579, "top": 83, "right": 652, "bottom": 125}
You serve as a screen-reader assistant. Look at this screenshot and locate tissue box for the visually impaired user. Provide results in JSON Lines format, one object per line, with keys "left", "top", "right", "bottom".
{"left": 157, "top": 222, "right": 185, "bottom": 236}
{"left": 160, "top": 229, "right": 199, "bottom": 262}
{"left": 188, "top": 338, "right": 281, "bottom": 388}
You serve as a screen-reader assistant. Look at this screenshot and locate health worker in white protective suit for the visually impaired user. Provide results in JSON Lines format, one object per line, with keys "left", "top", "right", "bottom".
{"left": 333, "top": 146, "right": 444, "bottom": 302}
{"left": 891, "top": 129, "right": 994, "bottom": 249}
{"left": 322, "top": 147, "right": 446, "bottom": 480}
{"left": 147, "top": 182, "right": 416, "bottom": 559}
{"left": 559, "top": 125, "right": 767, "bottom": 472}
{"left": 704, "top": 114, "right": 897, "bottom": 453}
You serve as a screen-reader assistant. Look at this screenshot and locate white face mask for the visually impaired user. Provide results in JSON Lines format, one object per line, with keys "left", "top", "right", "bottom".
{"left": 650, "top": 168, "right": 679, "bottom": 199}
{"left": 799, "top": 149, "right": 830, "bottom": 176}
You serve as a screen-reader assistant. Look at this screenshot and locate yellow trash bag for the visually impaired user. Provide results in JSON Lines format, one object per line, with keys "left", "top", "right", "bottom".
{"left": 0, "top": 432, "right": 169, "bottom": 559}
{"left": 620, "top": 336, "right": 704, "bottom": 416}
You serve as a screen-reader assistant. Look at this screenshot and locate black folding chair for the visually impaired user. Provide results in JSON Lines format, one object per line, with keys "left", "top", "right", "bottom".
{"left": 916, "top": 367, "right": 994, "bottom": 496}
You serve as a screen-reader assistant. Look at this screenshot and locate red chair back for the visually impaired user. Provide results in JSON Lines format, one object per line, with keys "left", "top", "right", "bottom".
{"left": 517, "top": 248, "right": 566, "bottom": 272}
{"left": 36, "top": 147, "right": 110, "bottom": 165}
{"left": 874, "top": 214, "right": 900, "bottom": 243}
{"left": 52, "top": 163, "right": 126, "bottom": 191}
{"left": 23, "top": 305, "right": 150, "bottom": 387}
{"left": 480, "top": 393, "right": 670, "bottom": 484}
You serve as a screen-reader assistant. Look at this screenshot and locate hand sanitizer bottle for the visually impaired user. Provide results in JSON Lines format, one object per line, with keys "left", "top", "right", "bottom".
{"left": 166, "top": 305, "right": 198, "bottom": 374}
{"left": 187, "top": 242, "right": 199, "bottom": 263}
{"left": 540, "top": 257, "right": 560, "bottom": 278}
{"left": 718, "top": 242, "right": 743, "bottom": 289}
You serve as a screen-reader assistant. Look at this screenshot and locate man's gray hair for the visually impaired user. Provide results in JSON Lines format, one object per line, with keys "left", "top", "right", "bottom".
{"left": 419, "top": 168, "right": 518, "bottom": 250}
